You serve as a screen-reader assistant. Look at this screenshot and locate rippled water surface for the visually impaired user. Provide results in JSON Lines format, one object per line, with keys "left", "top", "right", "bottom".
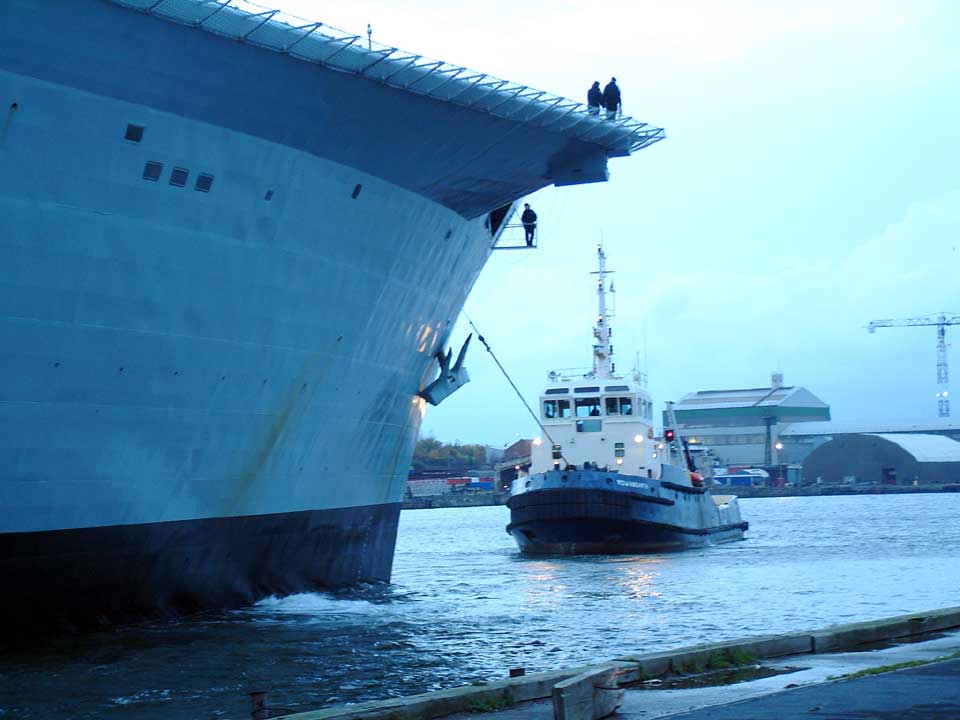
{"left": 2, "top": 494, "right": 959, "bottom": 719}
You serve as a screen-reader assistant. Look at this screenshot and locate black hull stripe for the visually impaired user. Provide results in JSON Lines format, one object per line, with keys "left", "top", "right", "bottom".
{"left": 0, "top": 503, "right": 400, "bottom": 643}
{"left": 506, "top": 517, "right": 748, "bottom": 556}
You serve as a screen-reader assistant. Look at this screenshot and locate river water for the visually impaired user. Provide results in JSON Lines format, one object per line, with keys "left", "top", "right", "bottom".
{"left": 2, "top": 494, "right": 958, "bottom": 719}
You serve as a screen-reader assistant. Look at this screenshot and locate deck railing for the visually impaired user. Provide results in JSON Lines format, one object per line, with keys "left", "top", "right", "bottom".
{"left": 112, "top": 0, "right": 665, "bottom": 155}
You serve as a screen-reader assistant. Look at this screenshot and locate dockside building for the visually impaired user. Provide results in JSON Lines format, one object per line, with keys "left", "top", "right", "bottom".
{"left": 803, "top": 433, "right": 960, "bottom": 486}
{"left": 668, "top": 374, "right": 830, "bottom": 467}
{"left": 780, "top": 419, "right": 960, "bottom": 465}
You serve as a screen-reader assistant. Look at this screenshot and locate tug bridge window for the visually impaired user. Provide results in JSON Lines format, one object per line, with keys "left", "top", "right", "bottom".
{"left": 575, "top": 397, "right": 601, "bottom": 417}
{"left": 543, "top": 399, "right": 572, "bottom": 419}
{"left": 604, "top": 397, "right": 634, "bottom": 416}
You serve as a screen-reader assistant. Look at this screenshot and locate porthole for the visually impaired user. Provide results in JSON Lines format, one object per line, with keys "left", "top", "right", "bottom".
{"left": 351, "top": 183, "right": 362, "bottom": 199}
{"left": 169, "top": 167, "right": 189, "bottom": 187}
{"left": 195, "top": 173, "right": 214, "bottom": 193}
{"left": 125, "top": 124, "right": 144, "bottom": 143}
{"left": 142, "top": 161, "right": 163, "bottom": 181}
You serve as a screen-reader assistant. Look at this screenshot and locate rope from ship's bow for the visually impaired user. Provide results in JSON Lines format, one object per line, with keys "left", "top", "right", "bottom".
{"left": 464, "top": 313, "right": 568, "bottom": 465}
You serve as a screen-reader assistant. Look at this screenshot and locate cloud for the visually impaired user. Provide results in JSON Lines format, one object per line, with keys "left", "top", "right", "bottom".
{"left": 263, "top": 0, "right": 960, "bottom": 443}
{"left": 630, "top": 189, "right": 960, "bottom": 414}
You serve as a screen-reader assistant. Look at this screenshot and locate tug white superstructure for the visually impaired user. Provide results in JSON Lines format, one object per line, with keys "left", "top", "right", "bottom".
{"left": 528, "top": 245, "right": 660, "bottom": 477}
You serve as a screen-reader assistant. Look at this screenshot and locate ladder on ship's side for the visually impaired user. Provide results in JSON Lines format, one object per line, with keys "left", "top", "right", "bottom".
{"left": 491, "top": 223, "right": 538, "bottom": 250}
{"left": 487, "top": 202, "right": 539, "bottom": 250}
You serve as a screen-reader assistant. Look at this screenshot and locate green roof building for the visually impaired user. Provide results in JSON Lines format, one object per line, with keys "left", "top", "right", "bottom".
{"left": 668, "top": 374, "right": 830, "bottom": 467}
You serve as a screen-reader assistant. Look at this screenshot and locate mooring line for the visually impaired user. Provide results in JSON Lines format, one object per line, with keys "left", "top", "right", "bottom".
{"left": 463, "top": 312, "right": 565, "bottom": 464}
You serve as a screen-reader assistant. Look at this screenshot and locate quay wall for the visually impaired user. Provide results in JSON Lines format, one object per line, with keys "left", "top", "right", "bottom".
{"left": 401, "top": 484, "right": 960, "bottom": 510}
{"left": 275, "top": 606, "right": 960, "bottom": 720}
{"left": 402, "top": 492, "right": 509, "bottom": 510}
{"left": 722, "top": 483, "right": 960, "bottom": 498}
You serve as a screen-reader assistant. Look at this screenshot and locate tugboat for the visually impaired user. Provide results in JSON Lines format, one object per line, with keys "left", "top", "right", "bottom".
{"left": 506, "top": 245, "right": 748, "bottom": 555}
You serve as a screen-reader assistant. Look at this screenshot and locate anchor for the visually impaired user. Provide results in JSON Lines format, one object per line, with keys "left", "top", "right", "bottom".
{"left": 418, "top": 334, "right": 472, "bottom": 406}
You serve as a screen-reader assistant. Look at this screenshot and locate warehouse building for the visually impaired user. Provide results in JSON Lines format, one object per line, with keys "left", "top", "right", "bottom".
{"left": 803, "top": 433, "right": 960, "bottom": 486}
{"left": 669, "top": 374, "right": 830, "bottom": 467}
{"left": 779, "top": 419, "right": 960, "bottom": 465}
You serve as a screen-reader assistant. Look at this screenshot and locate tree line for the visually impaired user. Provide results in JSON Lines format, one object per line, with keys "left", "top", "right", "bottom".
{"left": 412, "top": 437, "right": 488, "bottom": 472}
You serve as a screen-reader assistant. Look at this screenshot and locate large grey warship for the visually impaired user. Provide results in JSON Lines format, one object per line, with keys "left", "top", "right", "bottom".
{"left": 0, "top": 0, "right": 663, "bottom": 634}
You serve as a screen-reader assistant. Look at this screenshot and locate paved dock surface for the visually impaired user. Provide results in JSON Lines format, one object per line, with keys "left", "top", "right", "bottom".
{"left": 636, "top": 658, "right": 960, "bottom": 719}
{"left": 446, "top": 632, "right": 960, "bottom": 720}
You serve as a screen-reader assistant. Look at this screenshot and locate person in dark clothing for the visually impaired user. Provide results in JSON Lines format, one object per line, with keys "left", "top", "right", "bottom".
{"left": 602, "top": 77, "right": 621, "bottom": 119}
{"left": 520, "top": 203, "right": 537, "bottom": 246}
{"left": 587, "top": 81, "right": 602, "bottom": 115}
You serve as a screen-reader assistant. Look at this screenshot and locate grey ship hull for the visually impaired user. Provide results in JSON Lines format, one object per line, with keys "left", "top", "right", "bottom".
{"left": 0, "top": 0, "right": 659, "bottom": 636}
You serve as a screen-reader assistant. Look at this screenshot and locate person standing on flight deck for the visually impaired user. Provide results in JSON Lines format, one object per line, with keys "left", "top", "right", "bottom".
{"left": 520, "top": 203, "right": 537, "bottom": 246}
{"left": 587, "top": 81, "right": 602, "bottom": 115}
{"left": 603, "top": 77, "right": 621, "bottom": 119}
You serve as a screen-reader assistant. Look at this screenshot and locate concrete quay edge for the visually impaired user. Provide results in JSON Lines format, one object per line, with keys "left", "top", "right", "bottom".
{"left": 275, "top": 606, "right": 960, "bottom": 720}
{"left": 275, "top": 663, "right": 632, "bottom": 720}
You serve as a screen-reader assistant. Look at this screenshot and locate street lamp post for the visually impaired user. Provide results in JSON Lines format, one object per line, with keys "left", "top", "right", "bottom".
{"left": 774, "top": 441, "right": 784, "bottom": 485}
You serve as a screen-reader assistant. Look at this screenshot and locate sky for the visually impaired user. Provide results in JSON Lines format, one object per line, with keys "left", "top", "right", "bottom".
{"left": 276, "top": 0, "right": 960, "bottom": 447}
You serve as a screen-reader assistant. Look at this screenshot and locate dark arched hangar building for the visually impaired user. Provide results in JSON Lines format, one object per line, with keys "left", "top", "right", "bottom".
{"left": 803, "top": 433, "right": 960, "bottom": 486}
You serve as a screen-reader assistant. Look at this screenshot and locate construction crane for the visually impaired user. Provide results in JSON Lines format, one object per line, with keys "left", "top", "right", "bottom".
{"left": 866, "top": 312, "right": 960, "bottom": 418}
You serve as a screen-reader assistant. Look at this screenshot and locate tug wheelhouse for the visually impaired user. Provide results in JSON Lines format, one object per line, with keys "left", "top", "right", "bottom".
{"left": 532, "top": 381, "right": 658, "bottom": 477}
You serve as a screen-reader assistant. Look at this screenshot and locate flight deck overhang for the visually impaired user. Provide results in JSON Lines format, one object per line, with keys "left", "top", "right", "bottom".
{"left": 61, "top": 1, "right": 663, "bottom": 217}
